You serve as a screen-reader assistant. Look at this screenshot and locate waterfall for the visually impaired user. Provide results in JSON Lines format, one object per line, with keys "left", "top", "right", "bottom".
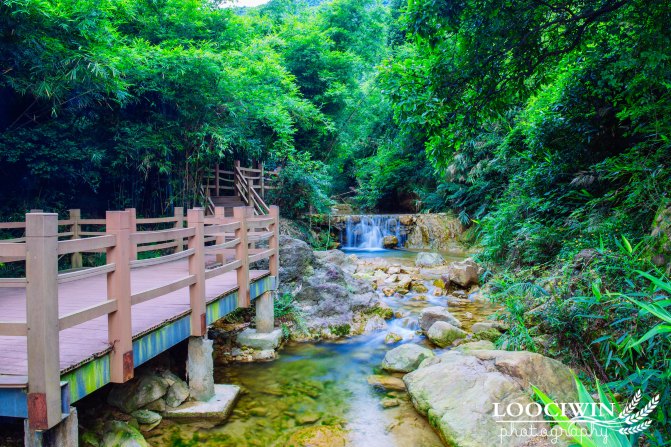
{"left": 340, "top": 215, "right": 406, "bottom": 250}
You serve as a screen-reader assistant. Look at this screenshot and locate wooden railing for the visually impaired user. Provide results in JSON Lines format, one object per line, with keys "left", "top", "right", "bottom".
{"left": 0, "top": 205, "right": 279, "bottom": 430}
{"left": 202, "top": 160, "right": 279, "bottom": 215}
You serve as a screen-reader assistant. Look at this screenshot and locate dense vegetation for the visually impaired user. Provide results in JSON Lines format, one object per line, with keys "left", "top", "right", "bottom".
{"left": 3, "top": 0, "right": 671, "bottom": 444}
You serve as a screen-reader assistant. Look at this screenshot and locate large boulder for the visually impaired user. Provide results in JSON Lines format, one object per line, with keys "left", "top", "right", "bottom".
{"left": 419, "top": 306, "right": 462, "bottom": 332}
{"left": 382, "top": 343, "right": 435, "bottom": 373}
{"left": 279, "top": 235, "right": 315, "bottom": 283}
{"left": 280, "top": 238, "right": 382, "bottom": 338}
{"left": 107, "top": 373, "right": 169, "bottom": 413}
{"left": 443, "top": 258, "right": 480, "bottom": 287}
{"left": 426, "top": 321, "right": 467, "bottom": 347}
{"left": 415, "top": 252, "right": 445, "bottom": 267}
{"left": 404, "top": 349, "right": 576, "bottom": 447}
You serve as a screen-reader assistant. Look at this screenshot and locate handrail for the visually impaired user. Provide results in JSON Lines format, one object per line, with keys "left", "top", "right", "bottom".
{"left": 0, "top": 205, "right": 280, "bottom": 430}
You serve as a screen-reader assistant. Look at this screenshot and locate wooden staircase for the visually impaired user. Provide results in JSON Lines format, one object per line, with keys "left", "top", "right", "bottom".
{"left": 202, "top": 160, "right": 278, "bottom": 216}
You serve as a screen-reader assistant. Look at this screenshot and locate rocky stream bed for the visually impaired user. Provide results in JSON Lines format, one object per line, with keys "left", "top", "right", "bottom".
{"left": 73, "top": 238, "right": 576, "bottom": 447}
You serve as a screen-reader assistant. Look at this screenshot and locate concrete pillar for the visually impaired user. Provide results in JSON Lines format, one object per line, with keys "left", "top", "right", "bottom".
{"left": 255, "top": 291, "right": 274, "bottom": 333}
{"left": 187, "top": 336, "right": 214, "bottom": 402}
{"left": 24, "top": 407, "right": 78, "bottom": 447}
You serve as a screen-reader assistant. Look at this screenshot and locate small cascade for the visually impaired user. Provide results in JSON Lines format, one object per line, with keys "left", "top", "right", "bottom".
{"left": 340, "top": 215, "right": 406, "bottom": 250}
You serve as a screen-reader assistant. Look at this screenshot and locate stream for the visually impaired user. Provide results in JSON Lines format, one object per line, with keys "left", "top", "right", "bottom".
{"left": 154, "top": 249, "right": 497, "bottom": 447}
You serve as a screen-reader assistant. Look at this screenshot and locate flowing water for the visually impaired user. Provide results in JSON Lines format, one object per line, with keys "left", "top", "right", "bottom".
{"left": 154, "top": 250, "right": 497, "bottom": 447}
{"left": 340, "top": 215, "right": 407, "bottom": 250}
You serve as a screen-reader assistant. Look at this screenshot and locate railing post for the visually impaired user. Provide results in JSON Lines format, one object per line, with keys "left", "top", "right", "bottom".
{"left": 69, "top": 208, "right": 82, "bottom": 269}
{"left": 234, "top": 206, "right": 250, "bottom": 308}
{"left": 187, "top": 208, "right": 207, "bottom": 336}
{"left": 259, "top": 162, "right": 265, "bottom": 199}
{"left": 215, "top": 164, "right": 220, "bottom": 197}
{"left": 269, "top": 205, "right": 279, "bottom": 277}
{"left": 234, "top": 160, "right": 241, "bottom": 200}
{"left": 25, "top": 213, "right": 61, "bottom": 430}
{"left": 214, "top": 206, "right": 226, "bottom": 265}
{"left": 106, "top": 211, "right": 134, "bottom": 384}
{"left": 174, "top": 206, "right": 184, "bottom": 253}
{"left": 125, "top": 208, "right": 137, "bottom": 261}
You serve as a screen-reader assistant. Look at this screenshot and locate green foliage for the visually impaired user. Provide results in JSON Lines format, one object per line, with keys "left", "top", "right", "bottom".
{"left": 534, "top": 376, "right": 633, "bottom": 447}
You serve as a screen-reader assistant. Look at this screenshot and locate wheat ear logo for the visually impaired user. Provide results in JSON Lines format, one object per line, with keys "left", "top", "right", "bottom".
{"left": 616, "top": 390, "right": 659, "bottom": 435}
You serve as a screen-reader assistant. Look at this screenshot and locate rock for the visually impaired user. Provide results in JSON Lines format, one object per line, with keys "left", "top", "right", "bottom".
{"left": 433, "top": 278, "right": 446, "bottom": 289}
{"left": 367, "top": 375, "right": 406, "bottom": 391}
{"left": 164, "top": 384, "right": 240, "bottom": 421}
{"left": 279, "top": 235, "right": 316, "bottom": 283}
{"left": 383, "top": 235, "right": 399, "bottom": 248}
{"left": 404, "top": 349, "right": 576, "bottom": 447}
{"left": 252, "top": 349, "right": 277, "bottom": 361}
{"left": 382, "top": 343, "right": 435, "bottom": 373}
{"left": 382, "top": 287, "right": 395, "bottom": 297}
{"left": 286, "top": 425, "right": 348, "bottom": 447}
{"left": 426, "top": 321, "right": 468, "bottom": 347}
{"left": 455, "top": 340, "right": 495, "bottom": 352}
{"left": 144, "top": 398, "right": 166, "bottom": 413}
{"left": 296, "top": 412, "right": 321, "bottom": 425}
{"left": 381, "top": 398, "right": 400, "bottom": 408}
{"left": 471, "top": 321, "right": 507, "bottom": 334}
{"left": 444, "top": 258, "right": 480, "bottom": 287}
{"left": 364, "top": 315, "right": 388, "bottom": 333}
{"left": 474, "top": 328, "right": 502, "bottom": 342}
{"left": 387, "top": 266, "right": 401, "bottom": 275}
{"left": 384, "top": 332, "right": 403, "bottom": 344}
{"left": 419, "top": 306, "right": 462, "bottom": 332}
{"left": 130, "top": 410, "right": 161, "bottom": 430}
{"left": 411, "top": 282, "right": 428, "bottom": 293}
{"left": 107, "top": 373, "right": 169, "bottom": 413}
{"left": 374, "top": 302, "right": 394, "bottom": 319}
{"left": 236, "top": 328, "right": 283, "bottom": 350}
{"left": 415, "top": 252, "right": 445, "bottom": 267}
{"left": 100, "top": 421, "right": 149, "bottom": 447}
{"left": 165, "top": 378, "right": 190, "bottom": 408}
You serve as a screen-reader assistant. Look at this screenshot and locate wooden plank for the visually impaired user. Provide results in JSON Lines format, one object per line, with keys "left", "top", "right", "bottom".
{"left": 0, "top": 242, "right": 26, "bottom": 258}
{"left": 130, "top": 249, "right": 194, "bottom": 269}
{"left": 205, "top": 238, "right": 240, "bottom": 254}
{"left": 25, "top": 213, "right": 62, "bottom": 430}
{"left": 79, "top": 231, "right": 105, "bottom": 236}
{"left": 0, "top": 221, "right": 26, "bottom": 229}
{"left": 246, "top": 217, "right": 274, "bottom": 229}
{"left": 0, "top": 376, "right": 28, "bottom": 388}
{"left": 234, "top": 207, "right": 251, "bottom": 308}
{"left": 204, "top": 221, "right": 240, "bottom": 236}
{"left": 57, "top": 264, "right": 115, "bottom": 284}
{"left": 248, "top": 231, "right": 273, "bottom": 242}
{"left": 131, "top": 275, "right": 196, "bottom": 306}
{"left": 249, "top": 248, "right": 276, "bottom": 264}
{"left": 59, "top": 300, "right": 118, "bottom": 331}
{"left": 106, "top": 211, "right": 133, "bottom": 384}
{"left": 136, "top": 216, "right": 179, "bottom": 224}
{"left": 69, "top": 209, "right": 83, "bottom": 269}
{"left": 269, "top": 206, "right": 279, "bottom": 276}
{"left": 187, "top": 208, "right": 206, "bottom": 336}
{"left": 204, "top": 260, "right": 242, "bottom": 280}
{"left": 58, "top": 234, "right": 116, "bottom": 255}
{"left": 0, "top": 278, "right": 27, "bottom": 288}
{"left": 136, "top": 240, "right": 179, "bottom": 253}
{"left": 131, "top": 227, "right": 195, "bottom": 245}
{"left": 0, "top": 322, "right": 28, "bottom": 336}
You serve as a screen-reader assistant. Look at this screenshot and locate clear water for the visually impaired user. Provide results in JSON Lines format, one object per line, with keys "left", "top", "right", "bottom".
{"left": 153, "top": 251, "right": 496, "bottom": 447}
{"left": 340, "top": 215, "right": 407, "bottom": 249}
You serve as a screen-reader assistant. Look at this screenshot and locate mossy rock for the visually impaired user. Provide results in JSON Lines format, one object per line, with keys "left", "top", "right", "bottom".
{"left": 285, "top": 425, "right": 348, "bottom": 447}
{"left": 474, "top": 328, "right": 501, "bottom": 343}
{"left": 329, "top": 324, "right": 351, "bottom": 337}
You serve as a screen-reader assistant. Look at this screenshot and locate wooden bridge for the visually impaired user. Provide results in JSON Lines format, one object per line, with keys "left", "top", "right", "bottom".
{"left": 0, "top": 204, "right": 279, "bottom": 433}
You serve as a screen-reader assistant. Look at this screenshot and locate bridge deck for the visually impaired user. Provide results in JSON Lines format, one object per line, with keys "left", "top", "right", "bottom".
{"left": 0, "top": 257, "right": 267, "bottom": 378}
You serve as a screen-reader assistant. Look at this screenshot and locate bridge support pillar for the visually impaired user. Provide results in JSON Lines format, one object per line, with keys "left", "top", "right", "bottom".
{"left": 24, "top": 407, "right": 78, "bottom": 447}
{"left": 255, "top": 291, "right": 274, "bottom": 333}
{"left": 187, "top": 336, "right": 214, "bottom": 402}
